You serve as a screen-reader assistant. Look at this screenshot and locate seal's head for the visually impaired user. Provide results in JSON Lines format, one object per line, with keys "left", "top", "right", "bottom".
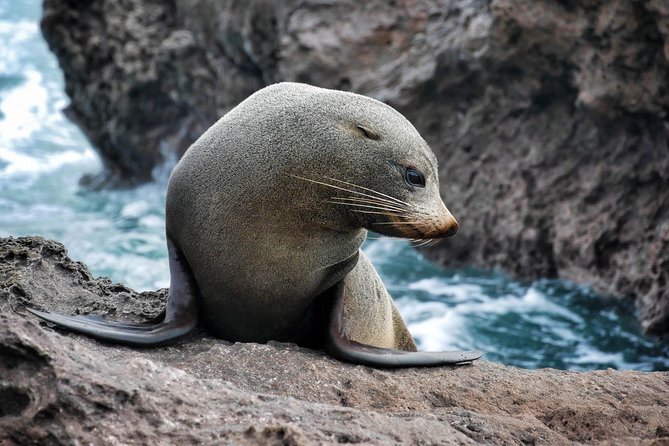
{"left": 273, "top": 83, "right": 458, "bottom": 240}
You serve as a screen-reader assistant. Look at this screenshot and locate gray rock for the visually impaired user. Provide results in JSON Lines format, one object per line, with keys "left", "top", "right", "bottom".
{"left": 40, "top": 0, "right": 668, "bottom": 334}
{"left": 1, "top": 236, "right": 668, "bottom": 444}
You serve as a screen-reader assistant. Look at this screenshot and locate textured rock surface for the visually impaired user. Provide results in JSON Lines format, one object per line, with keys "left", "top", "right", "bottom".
{"left": 40, "top": 0, "right": 669, "bottom": 334}
{"left": 1, "top": 237, "right": 668, "bottom": 444}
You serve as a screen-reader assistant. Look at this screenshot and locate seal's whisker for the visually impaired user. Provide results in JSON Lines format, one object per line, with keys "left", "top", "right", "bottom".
{"left": 331, "top": 195, "right": 406, "bottom": 206}
{"left": 324, "top": 176, "right": 412, "bottom": 207}
{"left": 327, "top": 202, "right": 408, "bottom": 214}
{"left": 331, "top": 196, "right": 408, "bottom": 212}
{"left": 288, "top": 174, "right": 404, "bottom": 208}
{"left": 367, "top": 235, "right": 414, "bottom": 241}
{"left": 413, "top": 238, "right": 439, "bottom": 247}
{"left": 325, "top": 201, "right": 404, "bottom": 216}
{"left": 412, "top": 239, "right": 434, "bottom": 247}
{"left": 329, "top": 198, "right": 407, "bottom": 213}
{"left": 351, "top": 210, "right": 415, "bottom": 217}
{"left": 373, "top": 221, "right": 427, "bottom": 225}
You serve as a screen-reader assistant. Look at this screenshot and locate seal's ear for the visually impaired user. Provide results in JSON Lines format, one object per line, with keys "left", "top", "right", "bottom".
{"left": 355, "top": 125, "right": 381, "bottom": 141}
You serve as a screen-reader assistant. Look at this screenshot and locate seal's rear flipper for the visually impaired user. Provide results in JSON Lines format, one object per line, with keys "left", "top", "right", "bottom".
{"left": 323, "top": 280, "right": 482, "bottom": 367}
{"left": 26, "top": 307, "right": 195, "bottom": 346}
{"left": 27, "top": 236, "right": 198, "bottom": 347}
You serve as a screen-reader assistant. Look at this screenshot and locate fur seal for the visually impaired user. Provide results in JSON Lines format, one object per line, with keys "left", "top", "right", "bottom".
{"left": 28, "top": 82, "right": 481, "bottom": 367}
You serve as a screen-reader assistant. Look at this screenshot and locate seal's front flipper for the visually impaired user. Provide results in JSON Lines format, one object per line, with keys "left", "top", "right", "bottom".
{"left": 27, "top": 236, "right": 198, "bottom": 347}
{"left": 323, "top": 280, "right": 482, "bottom": 367}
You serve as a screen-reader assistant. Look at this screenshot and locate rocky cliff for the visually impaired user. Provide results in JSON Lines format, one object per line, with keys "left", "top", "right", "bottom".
{"left": 40, "top": 0, "right": 669, "bottom": 335}
{"left": 1, "top": 236, "right": 668, "bottom": 444}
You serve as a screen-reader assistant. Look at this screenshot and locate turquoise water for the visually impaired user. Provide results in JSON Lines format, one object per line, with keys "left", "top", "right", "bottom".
{"left": 1, "top": 0, "right": 667, "bottom": 371}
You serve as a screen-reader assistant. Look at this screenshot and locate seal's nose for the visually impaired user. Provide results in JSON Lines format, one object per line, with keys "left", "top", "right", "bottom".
{"left": 441, "top": 217, "right": 459, "bottom": 237}
{"left": 438, "top": 205, "right": 459, "bottom": 238}
{"left": 444, "top": 220, "right": 459, "bottom": 237}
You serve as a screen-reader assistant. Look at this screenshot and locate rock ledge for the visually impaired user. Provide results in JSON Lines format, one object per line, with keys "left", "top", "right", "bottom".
{"left": 1, "top": 236, "right": 668, "bottom": 444}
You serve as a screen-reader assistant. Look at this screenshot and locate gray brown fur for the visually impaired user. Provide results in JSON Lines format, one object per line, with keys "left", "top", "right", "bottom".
{"left": 29, "top": 82, "right": 480, "bottom": 365}
{"left": 167, "top": 82, "right": 456, "bottom": 348}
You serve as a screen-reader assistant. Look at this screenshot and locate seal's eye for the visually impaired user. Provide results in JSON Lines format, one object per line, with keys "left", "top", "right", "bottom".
{"left": 405, "top": 168, "right": 426, "bottom": 188}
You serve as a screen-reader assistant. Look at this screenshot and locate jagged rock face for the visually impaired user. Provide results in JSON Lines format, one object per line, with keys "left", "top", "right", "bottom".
{"left": 1, "top": 237, "right": 668, "bottom": 444}
{"left": 40, "top": 0, "right": 668, "bottom": 334}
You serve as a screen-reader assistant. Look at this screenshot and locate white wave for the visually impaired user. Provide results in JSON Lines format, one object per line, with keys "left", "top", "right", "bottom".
{"left": 421, "top": 284, "right": 585, "bottom": 324}
{"left": 397, "top": 298, "right": 473, "bottom": 351}
{"left": 0, "top": 69, "right": 47, "bottom": 142}
{"left": 120, "top": 201, "right": 151, "bottom": 219}
{"left": 395, "top": 275, "right": 587, "bottom": 352}
{"left": 139, "top": 215, "right": 165, "bottom": 229}
{"left": 0, "top": 146, "right": 96, "bottom": 176}
{"left": 79, "top": 249, "right": 170, "bottom": 291}
{"left": 363, "top": 237, "right": 411, "bottom": 262}
{"left": 0, "top": 19, "right": 37, "bottom": 38}
{"left": 570, "top": 345, "right": 638, "bottom": 369}
{"left": 406, "top": 277, "right": 583, "bottom": 323}
{"left": 398, "top": 299, "right": 449, "bottom": 320}
{"left": 522, "top": 287, "right": 584, "bottom": 323}
{"left": 407, "top": 278, "right": 482, "bottom": 302}
{"left": 0, "top": 19, "right": 38, "bottom": 73}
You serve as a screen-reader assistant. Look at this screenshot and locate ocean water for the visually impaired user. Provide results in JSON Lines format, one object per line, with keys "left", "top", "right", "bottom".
{"left": 1, "top": 0, "right": 667, "bottom": 371}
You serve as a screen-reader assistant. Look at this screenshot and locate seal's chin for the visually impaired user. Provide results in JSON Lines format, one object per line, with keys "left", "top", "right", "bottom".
{"left": 370, "top": 217, "right": 460, "bottom": 240}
